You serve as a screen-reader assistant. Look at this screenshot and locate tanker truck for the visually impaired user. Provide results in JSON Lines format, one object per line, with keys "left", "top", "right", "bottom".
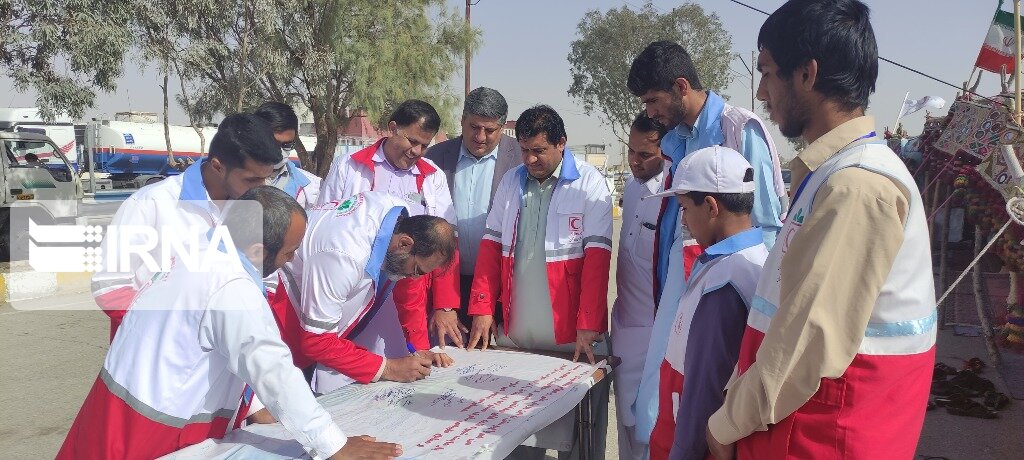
{"left": 81, "top": 113, "right": 311, "bottom": 190}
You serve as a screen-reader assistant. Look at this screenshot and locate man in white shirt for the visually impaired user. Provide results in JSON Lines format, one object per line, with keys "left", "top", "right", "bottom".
{"left": 59, "top": 186, "right": 402, "bottom": 460}
{"left": 611, "top": 113, "right": 668, "bottom": 460}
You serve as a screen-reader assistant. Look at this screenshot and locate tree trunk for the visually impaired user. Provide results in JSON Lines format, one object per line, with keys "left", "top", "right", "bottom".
{"left": 176, "top": 65, "right": 206, "bottom": 156}
{"left": 161, "top": 71, "right": 175, "bottom": 168}
{"left": 236, "top": 2, "right": 250, "bottom": 113}
{"left": 313, "top": 128, "right": 339, "bottom": 178}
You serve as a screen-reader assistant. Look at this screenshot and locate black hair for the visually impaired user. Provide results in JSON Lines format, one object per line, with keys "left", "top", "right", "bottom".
{"left": 758, "top": 0, "right": 878, "bottom": 111}
{"left": 683, "top": 167, "right": 755, "bottom": 214}
{"left": 627, "top": 41, "right": 704, "bottom": 96}
{"left": 389, "top": 99, "right": 442, "bottom": 134}
{"left": 683, "top": 191, "right": 754, "bottom": 214}
{"left": 209, "top": 113, "right": 283, "bottom": 169}
{"left": 514, "top": 105, "right": 567, "bottom": 145}
{"left": 221, "top": 185, "right": 306, "bottom": 276}
{"left": 395, "top": 214, "right": 456, "bottom": 267}
{"left": 23, "top": 152, "right": 39, "bottom": 162}
{"left": 253, "top": 101, "right": 299, "bottom": 133}
{"left": 631, "top": 112, "right": 669, "bottom": 141}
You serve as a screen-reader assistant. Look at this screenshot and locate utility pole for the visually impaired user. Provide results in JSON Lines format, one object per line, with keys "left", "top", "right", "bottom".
{"left": 751, "top": 50, "right": 756, "bottom": 110}
{"left": 735, "top": 51, "right": 755, "bottom": 111}
{"left": 465, "top": 0, "right": 480, "bottom": 96}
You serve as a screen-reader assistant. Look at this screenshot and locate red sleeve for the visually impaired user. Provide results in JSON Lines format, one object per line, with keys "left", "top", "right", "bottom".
{"left": 468, "top": 239, "right": 502, "bottom": 316}
{"left": 430, "top": 248, "right": 461, "bottom": 310}
{"left": 576, "top": 247, "right": 611, "bottom": 333}
{"left": 392, "top": 277, "right": 430, "bottom": 350}
{"left": 298, "top": 329, "right": 384, "bottom": 384}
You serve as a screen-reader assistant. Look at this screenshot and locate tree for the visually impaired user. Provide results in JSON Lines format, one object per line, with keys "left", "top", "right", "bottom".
{"left": 164, "top": 0, "right": 479, "bottom": 176}
{"left": 568, "top": 2, "right": 734, "bottom": 143}
{"left": 1, "top": 0, "right": 133, "bottom": 120}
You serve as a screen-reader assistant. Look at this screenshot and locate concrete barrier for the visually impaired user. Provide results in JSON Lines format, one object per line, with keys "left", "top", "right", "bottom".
{"left": 0, "top": 261, "right": 92, "bottom": 302}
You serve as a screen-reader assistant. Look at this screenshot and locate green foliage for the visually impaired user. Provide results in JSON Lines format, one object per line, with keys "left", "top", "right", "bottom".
{"left": 0, "top": 0, "right": 133, "bottom": 120}
{"left": 2, "top": 0, "right": 476, "bottom": 176}
{"left": 164, "top": 0, "right": 479, "bottom": 175}
{"left": 568, "top": 2, "right": 734, "bottom": 142}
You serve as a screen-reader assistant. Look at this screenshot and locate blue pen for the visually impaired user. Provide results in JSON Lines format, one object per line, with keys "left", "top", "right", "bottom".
{"left": 406, "top": 342, "right": 417, "bottom": 355}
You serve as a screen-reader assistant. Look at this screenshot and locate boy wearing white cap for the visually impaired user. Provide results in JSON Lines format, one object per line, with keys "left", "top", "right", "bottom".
{"left": 645, "top": 146, "right": 769, "bottom": 460}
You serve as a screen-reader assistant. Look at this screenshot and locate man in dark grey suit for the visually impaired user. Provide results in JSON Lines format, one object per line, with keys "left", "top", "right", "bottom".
{"left": 426, "top": 87, "right": 522, "bottom": 331}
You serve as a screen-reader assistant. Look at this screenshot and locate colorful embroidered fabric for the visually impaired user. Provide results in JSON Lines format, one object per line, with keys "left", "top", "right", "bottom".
{"left": 934, "top": 99, "right": 1024, "bottom": 159}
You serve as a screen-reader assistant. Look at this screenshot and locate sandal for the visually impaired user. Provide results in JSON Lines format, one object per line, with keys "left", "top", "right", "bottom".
{"left": 946, "top": 398, "right": 998, "bottom": 419}
{"left": 933, "top": 392, "right": 968, "bottom": 407}
{"left": 931, "top": 379, "right": 957, "bottom": 396}
{"left": 963, "top": 357, "right": 987, "bottom": 374}
{"left": 948, "top": 370, "right": 995, "bottom": 397}
{"left": 983, "top": 391, "right": 1011, "bottom": 411}
{"left": 934, "top": 362, "right": 958, "bottom": 379}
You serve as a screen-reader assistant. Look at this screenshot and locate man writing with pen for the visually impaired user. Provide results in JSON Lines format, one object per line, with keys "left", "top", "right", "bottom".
{"left": 270, "top": 190, "right": 459, "bottom": 394}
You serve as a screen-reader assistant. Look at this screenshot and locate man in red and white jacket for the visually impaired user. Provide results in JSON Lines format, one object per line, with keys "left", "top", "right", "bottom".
{"left": 90, "top": 114, "right": 283, "bottom": 341}
{"left": 318, "top": 99, "right": 464, "bottom": 351}
{"left": 467, "top": 105, "right": 613, "bottom": 459}
{"left": 276, "top": 191, "right": 457, "bottom": 394}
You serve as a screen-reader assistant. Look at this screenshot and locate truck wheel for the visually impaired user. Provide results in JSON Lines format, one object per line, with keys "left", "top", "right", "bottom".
{"left": 0, "top": 209, "right": 10, "bottom": 262}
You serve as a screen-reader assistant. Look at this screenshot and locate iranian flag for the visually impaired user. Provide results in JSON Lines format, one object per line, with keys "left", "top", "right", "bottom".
{"left": 977, "top": 1, "right": 1022, "bottom": 73}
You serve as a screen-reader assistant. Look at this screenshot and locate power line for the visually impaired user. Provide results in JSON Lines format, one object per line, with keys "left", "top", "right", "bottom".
{"left": 725, "top": 0, "right": 1008, "bottom": 107}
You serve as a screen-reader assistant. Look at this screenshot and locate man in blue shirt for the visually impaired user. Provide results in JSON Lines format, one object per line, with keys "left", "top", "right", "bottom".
{"left": 624, "top": 40, "right": 787, "bottom": 454}
{"left": 425, "top": 87, "right": 523, "bottom": 336}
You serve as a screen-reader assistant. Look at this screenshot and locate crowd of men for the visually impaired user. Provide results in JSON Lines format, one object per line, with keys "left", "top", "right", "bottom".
{"left": 57, "top": 1, "right": 937, "bottom": 459}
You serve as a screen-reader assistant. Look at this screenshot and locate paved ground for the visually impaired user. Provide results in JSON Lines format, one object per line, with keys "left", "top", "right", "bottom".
{"left": 2, "top": 217, "right": 1021, "bottom": 459}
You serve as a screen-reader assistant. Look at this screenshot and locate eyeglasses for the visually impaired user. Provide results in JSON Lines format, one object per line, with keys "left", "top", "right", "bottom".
{"left": 280, "top": 142, "right": 296, "bottom": 151}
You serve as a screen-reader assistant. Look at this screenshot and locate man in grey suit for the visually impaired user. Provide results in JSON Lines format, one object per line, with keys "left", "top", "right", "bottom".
{"left": 426, "top": 87, "right": 522, "bottom": 331}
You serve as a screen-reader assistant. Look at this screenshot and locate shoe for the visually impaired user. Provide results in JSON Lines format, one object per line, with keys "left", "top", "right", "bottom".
{"left": 946, "top": 398, "right": 998, "bottom": 419}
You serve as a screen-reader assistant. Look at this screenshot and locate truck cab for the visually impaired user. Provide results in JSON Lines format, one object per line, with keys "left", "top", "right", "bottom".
{"left": 0, "top": 131, "right": 82, "bottom": 261}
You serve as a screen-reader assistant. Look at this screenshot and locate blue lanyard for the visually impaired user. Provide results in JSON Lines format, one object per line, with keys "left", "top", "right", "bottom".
{"left": 791, "top": 131, "right": 876, "bottom": 205}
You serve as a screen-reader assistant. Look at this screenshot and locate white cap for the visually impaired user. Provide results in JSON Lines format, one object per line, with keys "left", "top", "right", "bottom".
{"left": 647, "top": 145, "right": 755, "bottom": 199}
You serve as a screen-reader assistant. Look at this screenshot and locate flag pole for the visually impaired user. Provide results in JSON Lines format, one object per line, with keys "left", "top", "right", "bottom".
{"left": 1015, "top": 0, "right": 1022, "bottom": 124}
{"left": 894, "top": 91, "right": 910, "bottom": 130}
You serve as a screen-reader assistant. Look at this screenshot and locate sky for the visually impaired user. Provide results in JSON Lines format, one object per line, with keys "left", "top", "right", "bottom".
{"left": 0, "top": 0, "right": 1011, "bottom": 164}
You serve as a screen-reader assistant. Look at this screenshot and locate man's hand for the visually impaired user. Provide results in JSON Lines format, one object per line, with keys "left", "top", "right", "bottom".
{"left": 380, "top": 354, "right": 432, "bottom": 382}
{"left": 246, "top": 408, "right": 276, "bottom": 425}
{"left": 573, "top": 329, "right": 601, "bottom": 364}
{"left": 429, "top": 309, "right": 467, "bottom": 349}
{"left": 420, "top": 350, "right": 454, "bottom": 367}
{"left": 467, "top": 315, "right": 497, "bottom": 351}
{"left": 328, "top": 435, "right": 402, "bottom": 460}
{"left": 706, "top": 426, "right": 735, "bottom": 460}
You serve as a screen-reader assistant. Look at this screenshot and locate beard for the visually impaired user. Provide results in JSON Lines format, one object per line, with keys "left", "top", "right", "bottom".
{"left": 384, "top": 250, "right": 410, "bottom": 281}
{"left": 666, "top": 94, "right": 687, "bottom": 128}
{"left": 777, "top": 103, "right": 808, "bottom": 139}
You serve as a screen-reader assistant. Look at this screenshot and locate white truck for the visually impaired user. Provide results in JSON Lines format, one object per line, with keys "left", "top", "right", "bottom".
{"left": 0, "top": 129, "right": 83, "bottom": 261}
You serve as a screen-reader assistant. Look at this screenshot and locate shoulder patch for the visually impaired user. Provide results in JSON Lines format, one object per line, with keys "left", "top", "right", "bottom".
{"left": 336, "top": 193, "right": 365, "bottom": 216}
